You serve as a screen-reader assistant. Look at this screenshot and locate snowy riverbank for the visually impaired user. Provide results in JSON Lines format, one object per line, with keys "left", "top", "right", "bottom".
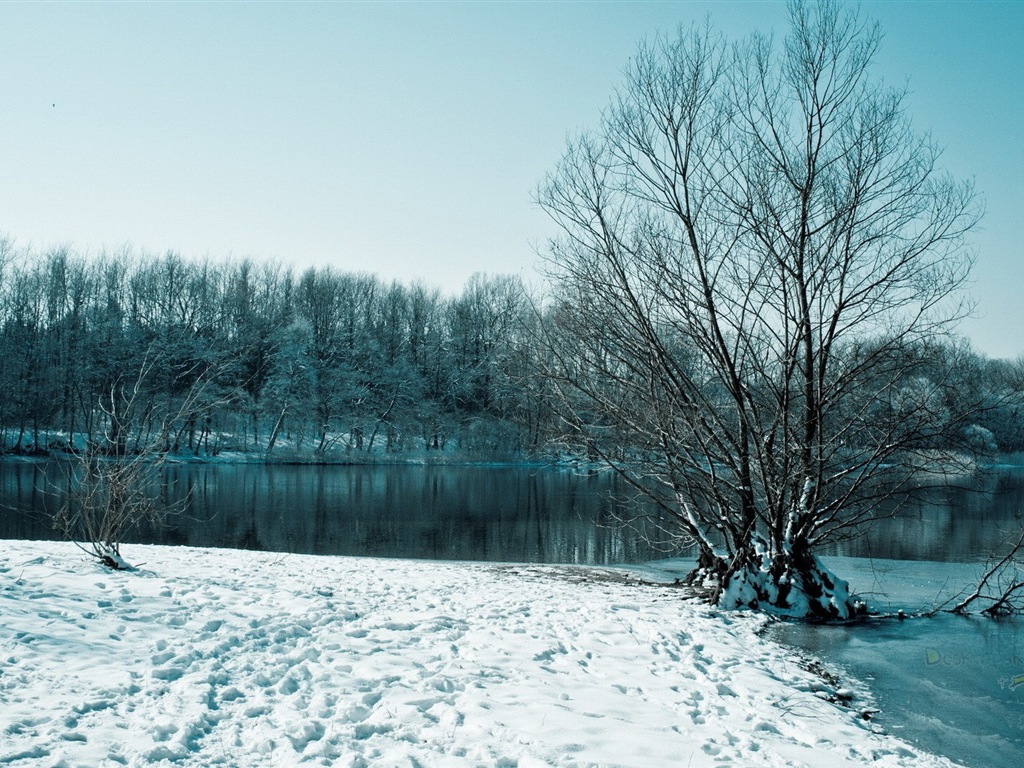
{"left": 1, "top": 542, "right": 960, "bottom": 767}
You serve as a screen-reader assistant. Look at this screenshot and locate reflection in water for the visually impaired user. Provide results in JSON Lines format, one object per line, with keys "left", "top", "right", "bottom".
{"left": 819, "top": 468, "right": 1024, "bottom": 562}
{"left": 0, "top": 462, "right": 676, "bottom": 564}
{"left": 2, "top": 462, "right": 1023, "bottom": 564}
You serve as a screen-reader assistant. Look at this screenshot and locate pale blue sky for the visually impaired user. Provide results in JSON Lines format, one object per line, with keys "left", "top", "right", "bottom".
{"left": 0, "top": 1, "right": 1020, "bottom": 357}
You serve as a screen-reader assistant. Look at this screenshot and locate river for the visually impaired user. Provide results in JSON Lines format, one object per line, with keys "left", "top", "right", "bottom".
{"left": 0, "top": 461, "right": 677, "bottom": 563}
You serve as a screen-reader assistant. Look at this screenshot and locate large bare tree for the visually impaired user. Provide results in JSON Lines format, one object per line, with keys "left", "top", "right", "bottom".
{"left": 539, "top": 1, "right": 979, "bottom": 618}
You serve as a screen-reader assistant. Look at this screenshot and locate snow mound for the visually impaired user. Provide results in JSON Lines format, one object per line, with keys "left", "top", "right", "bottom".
{"left": 0, "top": 542, "right": 960, "bottom": 767}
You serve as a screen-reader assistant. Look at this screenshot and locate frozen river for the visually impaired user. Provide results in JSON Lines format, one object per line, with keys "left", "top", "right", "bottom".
{"left": 775, "top": 555, "right": 1024, "bottom": 766}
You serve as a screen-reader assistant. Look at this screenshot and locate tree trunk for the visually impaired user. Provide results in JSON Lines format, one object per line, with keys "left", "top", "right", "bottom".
{"left": 266, "top": 404, "right": 288, "bottom": 454}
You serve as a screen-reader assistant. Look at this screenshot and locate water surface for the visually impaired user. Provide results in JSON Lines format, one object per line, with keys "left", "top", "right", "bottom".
{"left": 0, "top": 462, "right": 674, "bottom": 564}
{"left": 774, "top": 557, "right": 1024, "bottom": 768}
{"left": 3, "top": 461, "right": 1021, "bottom": 564}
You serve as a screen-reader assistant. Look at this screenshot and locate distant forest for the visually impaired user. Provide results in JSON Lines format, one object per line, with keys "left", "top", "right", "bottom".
{"left": 0, "top": 243, "right": 552, "bottom": 460}
{"left": 0, "top": 242, "right": 1022, "bottom": 461}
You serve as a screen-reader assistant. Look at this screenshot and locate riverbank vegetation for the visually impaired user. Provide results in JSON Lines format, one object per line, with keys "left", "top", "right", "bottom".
{"left": 0, "top": 242, "right": 1020, "bottom": 465}
{"left": 0, "top": 244, "right": 553, "bottom": 462}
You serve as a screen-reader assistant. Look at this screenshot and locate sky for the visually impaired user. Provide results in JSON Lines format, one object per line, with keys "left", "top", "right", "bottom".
{"left": 0, "top": 1, "right": 1020, "bottom": 358}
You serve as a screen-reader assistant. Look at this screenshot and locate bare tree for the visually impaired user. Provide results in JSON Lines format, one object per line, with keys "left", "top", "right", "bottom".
{"left": 946, "top": 531, "right": 1024, "bottom": 617}
{"left": 53, "top": 350, "right": 237, "bottom": 569}
{"left": 538, "top": 1, "right": 979, "bottom": 618}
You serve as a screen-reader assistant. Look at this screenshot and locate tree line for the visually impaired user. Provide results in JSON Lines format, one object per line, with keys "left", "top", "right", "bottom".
{"left": 0, "top": 238, "right": 1020, "bottom": 465}
{"left": 0, "top": 241, "right": 555, "bottom": 460}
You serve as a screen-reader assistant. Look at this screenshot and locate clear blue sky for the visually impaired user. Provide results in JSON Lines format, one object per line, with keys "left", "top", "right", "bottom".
{"left": 0, "top": 1, "right": 1020, "bottom": 358}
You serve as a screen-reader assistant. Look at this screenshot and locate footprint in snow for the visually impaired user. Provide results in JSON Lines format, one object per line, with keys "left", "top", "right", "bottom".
{"left": 287, "top": 720, "right": 326, "bottom": 752}
{"left": 151, "top": 650, "right": 175, "bottom": 666}
{"left": 151, "top": 666, "right": 185, "bottom": 682}
{"left": 431, "top": 677, "right": 463, "bottom": 694}
{"left": 382, "top": 621, "right": 417, "bottom": 631}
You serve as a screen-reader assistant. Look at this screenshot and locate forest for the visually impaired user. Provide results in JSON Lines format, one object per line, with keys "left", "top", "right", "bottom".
{"left": 0, "top": 241, "right": 551, "bottom": 460}
{"left": 0, "top": 240, "right": 1021, "bottom": 463}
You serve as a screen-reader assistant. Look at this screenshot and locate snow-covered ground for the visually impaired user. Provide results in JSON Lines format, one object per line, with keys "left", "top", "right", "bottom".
{"left": 1, "top": 541, "right": 960, "bottom": 767}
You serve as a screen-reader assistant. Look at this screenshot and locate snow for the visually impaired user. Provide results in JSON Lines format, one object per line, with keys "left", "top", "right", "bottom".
{"left": 0, "top": 541, "right": 962, "bottom": 767}
{"left": 717, "top": 546, "right": 856, "bottom": 620}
